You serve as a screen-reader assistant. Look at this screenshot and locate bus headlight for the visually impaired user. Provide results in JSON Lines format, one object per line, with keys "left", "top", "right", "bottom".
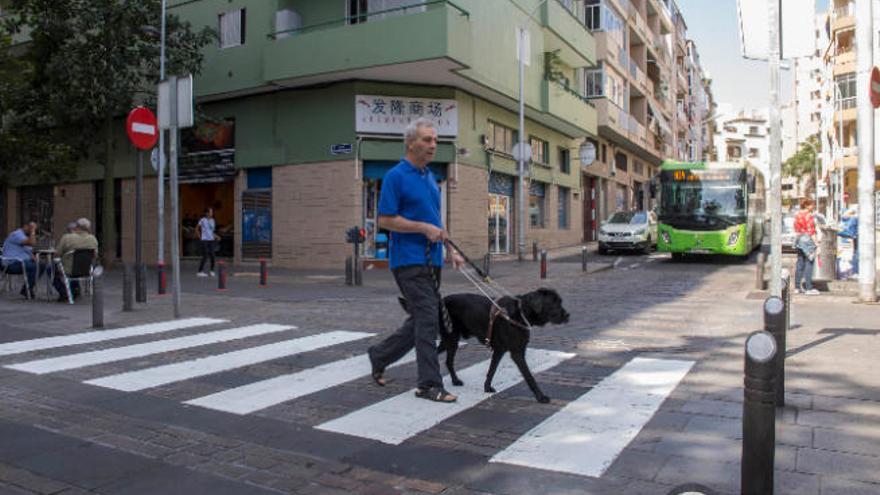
{"left": 727, "top": 231, "right": 740, "bottom": 246}
{"left": 661, "top": 231, "right": 671, "bottom": 244}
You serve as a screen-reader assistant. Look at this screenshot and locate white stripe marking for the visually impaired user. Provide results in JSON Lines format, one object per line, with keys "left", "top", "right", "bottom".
{"left": 5, "top": 324, "right": 294, "bottom": 374}
{"left": 490, "top": 357, "right": 694, "bottom": 477}
{"left": 86, "top": 331, "right": 371, "bottom": 392}
{"left": 131, "top": 122, "right": 156, "bottom": 135}
{"left": 186, "top": 349, "right": 417, "bottom": 415}
{"left": 316, "top": 349, "right": 574, "bottom": 445}
{"left": 0, "top": 318, "right": 225, "bottom": 357}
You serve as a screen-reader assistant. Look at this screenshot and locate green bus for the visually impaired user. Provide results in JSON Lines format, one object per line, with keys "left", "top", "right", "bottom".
{"left": 656, "top": 161, "right": 765, "bottom": 258}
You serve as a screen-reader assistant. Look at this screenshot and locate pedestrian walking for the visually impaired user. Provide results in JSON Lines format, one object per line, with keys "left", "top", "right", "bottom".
{"left": 794, "top": 198, "right": 819, "bottom": 295}
{"left": 837, "top": 206, "right": 858, "bottom": 278}
{"left": 367, "top": 117, "right": 464, "bottom": 404}
{"left": 196, "top": 208, "right": 219, "bottom": 277}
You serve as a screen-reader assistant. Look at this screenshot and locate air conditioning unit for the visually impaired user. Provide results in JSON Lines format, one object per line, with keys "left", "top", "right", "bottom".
{"left": 275, "top": 9, "right": 302, "bottom": 39}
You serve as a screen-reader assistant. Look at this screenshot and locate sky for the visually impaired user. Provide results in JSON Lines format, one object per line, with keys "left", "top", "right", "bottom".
{"left": 677, "top": 0, "right": 830, "bottom": 115}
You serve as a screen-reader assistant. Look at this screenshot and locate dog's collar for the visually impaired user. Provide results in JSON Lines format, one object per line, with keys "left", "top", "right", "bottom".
{"left": 485, "top": 298, "right": 530, "bottom": 348}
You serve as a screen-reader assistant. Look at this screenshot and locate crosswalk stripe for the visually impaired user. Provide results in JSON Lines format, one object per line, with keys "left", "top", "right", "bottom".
{"left": 0, "top": 318, "right": 226, "bottom": 357}
{"left": 316, "top": 349, "right": 575, "bottom": 445}
{"left": 186, "top": 349, "right": 418, "bottom": 415}
{"left": 84, "top": 331, "right": 372, "bottom": 392}
{"left": 489, "top": 357, "right": 694, "bottom": 477}
{"left": 5, "top": 324, "right": 295, "bottom": 375}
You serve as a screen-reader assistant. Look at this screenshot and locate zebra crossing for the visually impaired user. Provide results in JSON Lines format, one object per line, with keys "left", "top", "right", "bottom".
{"left": 0, "top": 318, "right": 694, "bottom": 479}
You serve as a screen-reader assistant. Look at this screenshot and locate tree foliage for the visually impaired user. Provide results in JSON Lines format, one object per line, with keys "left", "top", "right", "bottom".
{"left": 783, "top": 134, "right": 820, "bottom": 196}
{"left": 0, "top": 0, "right": 216, "bottom": 183}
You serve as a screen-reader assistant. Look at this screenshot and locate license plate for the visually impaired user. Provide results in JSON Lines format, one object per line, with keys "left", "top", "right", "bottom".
{"left": 689, "top": 249, "right": 712, "bottom": 254}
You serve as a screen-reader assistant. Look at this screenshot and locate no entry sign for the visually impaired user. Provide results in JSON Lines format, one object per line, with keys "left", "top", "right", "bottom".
{"left": 126, "top": 107, "right": 158, "bottom": 150}
{"left": 871, "top": 67, "right": 880, "bottom": 109}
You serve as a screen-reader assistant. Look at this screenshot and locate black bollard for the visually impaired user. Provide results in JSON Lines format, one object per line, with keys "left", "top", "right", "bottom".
{"left": 741, "top": 330, "right": 778, "bottom": 495}
{"left": 581, "top": 245, "right": 588, "bottom": 272}
{"left": 483, "top": 253, "right": 491, "bottom": 277}
{"left": 217, "top": 261, "right": 227, "bottom": 291}
{"left": 259, "top": 258, "right": 268, "bottom": 287}
{"left": 755, "top": 251, "right": 766, "bottom": 290}
{"left": 157, "top": 261, "right": 167, "bottom": 295}
{"left": 136, "top": 263, "right": 147, "bottom": 303}
{"left": 781, "top": 269, "right": 791, "bottom": 335}
{"left": 122, "top": 263, "right": 133, "bottom": 312}
{"left": 532, "top": 241, "right": 538, "bottom": 261}
{"left": 345, "top": 256, "right": 353, "bottom": 286}
{"left": 92, "top": 266, "right": 104, "bottom": 328}
{"left": 764, "top": 295, "right": 786, "bottom": 408}
{"left": 354, "top": 258, "right": 363, "bottom": 286}
{"left": 540, "top": 250, "right": 547, "bottom": 279}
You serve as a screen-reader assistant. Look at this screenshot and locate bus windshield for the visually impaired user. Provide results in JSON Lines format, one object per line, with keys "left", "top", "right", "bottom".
{"left": 659, "top": 170, "right": 748, "bottom": 230}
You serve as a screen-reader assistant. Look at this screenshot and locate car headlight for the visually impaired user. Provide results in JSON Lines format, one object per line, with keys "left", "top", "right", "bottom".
{"left": 727, "top": 231, "right": 740, "bottom": 246}
{"left": 661, "top": 231, "right": 671, "bottom": 243}
{"left": 599, "top": 228, "right": 607, "bottom": 235}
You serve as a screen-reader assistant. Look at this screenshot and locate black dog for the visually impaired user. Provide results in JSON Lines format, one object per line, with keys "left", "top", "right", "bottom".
{"left": 401, "top": 288, "right": 569, "bottom": 403}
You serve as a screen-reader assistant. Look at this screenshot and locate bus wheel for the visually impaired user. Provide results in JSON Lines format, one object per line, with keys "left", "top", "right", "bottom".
{"left": 671, "top": 252, "right": 683, "bottom": 262}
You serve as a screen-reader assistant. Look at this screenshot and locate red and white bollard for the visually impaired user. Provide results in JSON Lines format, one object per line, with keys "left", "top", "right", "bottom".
{"left": 259, "top": 259, "right": 268, "bottom": 287}
{"left": 157, "top": 261, "right": 167, "bottom": 295}
{"left": 217, "top": 261, "right": 227, "bottom": 291}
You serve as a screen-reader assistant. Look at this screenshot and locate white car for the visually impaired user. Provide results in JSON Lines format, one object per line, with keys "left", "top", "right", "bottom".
{"left": 598, "top": 211, "right": 658, "bottom": 255}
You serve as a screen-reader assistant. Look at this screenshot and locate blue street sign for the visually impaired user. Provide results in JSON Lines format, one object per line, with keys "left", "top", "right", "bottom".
{"left": 330, "top": 143, "right": 353, "bottom": 155}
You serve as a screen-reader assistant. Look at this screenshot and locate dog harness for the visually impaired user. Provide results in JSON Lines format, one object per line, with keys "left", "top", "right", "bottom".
{"left": 484, "top": 298, "right": 530, "bottom": 347}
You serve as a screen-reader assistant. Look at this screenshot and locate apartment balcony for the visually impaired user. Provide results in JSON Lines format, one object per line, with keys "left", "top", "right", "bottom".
{"left": 832, "top": 3, "right": 855, "bottom": 31}
{"left": 676, "top": 68, "right": 688, "bottom": 94}
{"left": 627, "top": 56, "right": 649, "bottom": 95}
{"left": 628, "top": 117, "right": 648, "bottom": 150}
{"left": 629, "top": 6, "right": 650, "bottom": 44}
{"left": 833, "top": 51, "right": 856, "bottom": 76}
{"left": 540, "top": 79, "right": 597, "bottom": 135}
{"left": 596, "top": 99, "right": 630, "bottom": 138}
{"left": 540, "top": 0, "right": 596, "bottom": 67}
{"left": 833, "top": 153, "right": 858, "bottom": 172}
{"left": 834, "top": 103, "right": 857, "bottom": 123}
{"left": 597, "top": 99, "right": 660, "bottom": 161}
{"left": 594, "top": 31, "right": 625, "bottom": 74}
{"left": 262, "top": 2, "right": 472, "bottom": 89}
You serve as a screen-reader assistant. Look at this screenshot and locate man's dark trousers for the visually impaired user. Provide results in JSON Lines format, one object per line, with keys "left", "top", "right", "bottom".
{"left": 369, "top": 265, "right": 443, "bottom": 390}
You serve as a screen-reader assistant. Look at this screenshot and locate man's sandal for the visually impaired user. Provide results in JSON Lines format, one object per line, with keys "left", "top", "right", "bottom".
{"left": 368, "top": 349, "right": 386, "bottom": 387}
{"left": 415, "top": 386, "right": 457, "bottom": 403}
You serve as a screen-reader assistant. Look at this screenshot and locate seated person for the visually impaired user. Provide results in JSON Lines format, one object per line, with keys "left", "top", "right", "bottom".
{"left": 52, "top": 217, "right": 99, "bottom": 302}
{"left": 1, "top": 221, "right": 43, "bottom": 299}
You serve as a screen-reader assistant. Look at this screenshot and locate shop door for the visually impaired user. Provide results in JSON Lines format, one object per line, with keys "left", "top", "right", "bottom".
{"left": 583, "top": 176, "right": 597, "bottom": 242}
{"left": 488, "top": 194, "right": 510, "bottom": 254}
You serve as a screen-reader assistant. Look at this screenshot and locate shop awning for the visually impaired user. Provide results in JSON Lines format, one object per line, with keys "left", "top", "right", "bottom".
{"left": 647, "top": 99, "right": 671, "bottom": 135}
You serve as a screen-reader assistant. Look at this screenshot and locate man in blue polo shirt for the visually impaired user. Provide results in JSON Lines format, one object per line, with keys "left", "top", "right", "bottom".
{"left": 2, "top": 221, "right": 39, "bottom": 299}
{"left": 367, "top": 117, "right": 464, "bottom": 403}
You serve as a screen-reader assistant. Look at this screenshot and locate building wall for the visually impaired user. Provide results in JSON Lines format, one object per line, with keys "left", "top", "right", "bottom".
{"left": 272, "top": 160, "right": 361, "bottom": 269}
{"left": 120, "top": 177, "right": 173, "bottom": 267}
{"left": 52, "top": 182, "right": 94, "bottom": 241}
{"left": 447, "top": 163, "right": 488, "bottom": 258}
{"left": 5, "top": 187, "right": 18, "bottom": 233}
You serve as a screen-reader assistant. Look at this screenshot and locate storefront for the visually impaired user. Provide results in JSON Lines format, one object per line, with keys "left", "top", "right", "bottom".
{"left": 179, "top": 118, "right": 236, "bottom": 258}
{"left": 488, "top": 172, "right": 514, "bottom": 254}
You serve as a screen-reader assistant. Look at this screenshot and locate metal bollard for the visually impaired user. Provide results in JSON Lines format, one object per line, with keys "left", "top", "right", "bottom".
{"left": 764, "top": 295, "right": 786, "bottom": 408}
{"left": 345, "top": 256, "right": 353, "bottom": 286}
{"left": 136, "top": 262, "right": 147, "bottom": 303}
{"left": 741, "top": 330, "right": 778, "bottom": 495}
{"left": 122, "top": 263, "right": 133, "bottom": 312}
{"left": 92, "top": 266, "right": 104, "bottom": 328}
{"left": 157, "top": 261, "right": 167, "bottom": 295}
{"left": 217, "top": 261, "right": 227, "bottom": 291}
{"left": 259, "top": 258, "right": 268, "bottom": 287}
{"left": 483, "top": 253, "right": 491, "bottom": 277}
{"left": 532, "top": 241, "right": 538, "bottom": 261}
{"left": 540, "top": 250, "right": 547, "bottom": 279}
{"left": 581, "top": 245, "right": 588, "bottom": 272}
{"left": 755, "top": 251, "right": 766, "bottom": 290}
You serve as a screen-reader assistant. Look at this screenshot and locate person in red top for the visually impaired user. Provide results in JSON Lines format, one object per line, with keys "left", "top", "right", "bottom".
{"left": 793, "top": 198, "right": 819, "bottom": 295}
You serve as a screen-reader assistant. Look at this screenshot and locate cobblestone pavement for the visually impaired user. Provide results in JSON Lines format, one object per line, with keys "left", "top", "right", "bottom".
{"left": 0, "top": 249, "right": 877, "bottom": 494}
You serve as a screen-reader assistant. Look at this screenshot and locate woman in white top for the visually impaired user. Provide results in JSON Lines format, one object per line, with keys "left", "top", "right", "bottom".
{"left": 195, "top": 208, "right": 219, "bottom": 276}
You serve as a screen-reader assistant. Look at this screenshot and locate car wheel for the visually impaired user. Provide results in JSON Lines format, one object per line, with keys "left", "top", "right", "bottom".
{"left": 598, "top": 246, "right": 608, "bottom": 255}
{"left": 643, "top": 238, "right": 652, "bottom": 255}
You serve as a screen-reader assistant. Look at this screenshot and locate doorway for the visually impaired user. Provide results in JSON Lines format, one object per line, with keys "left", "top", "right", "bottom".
{"left": 180, "top": 181, "right": 234, "bottom": 258}
{"left": 583, "top": 176, "right": 598, "bottom": 242}
{"left": 488, "top": 194, "right": 510, "bottom": 254}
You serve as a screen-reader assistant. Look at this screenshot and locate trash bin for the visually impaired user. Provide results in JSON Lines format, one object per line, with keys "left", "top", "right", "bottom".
{"left": 814, "top": 226, "right": 837, "bottom": 282}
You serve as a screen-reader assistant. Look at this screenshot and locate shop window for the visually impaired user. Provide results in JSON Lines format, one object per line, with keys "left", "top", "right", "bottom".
{"left": 558, "top": 186, "right": 570, "bottom": 229}
{"left": 529, "top": 181, "right": 546, "bottom": 228}
{"left": 242, "top": 167, "right": 272, "bottom": 260}
{"left": 219, "top": 9, "right": 246, "bottom": 49}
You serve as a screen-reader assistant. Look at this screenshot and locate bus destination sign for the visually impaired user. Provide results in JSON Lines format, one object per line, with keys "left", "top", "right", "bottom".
{"left": 670, "top": 170, "right": 740, "bottom": 182}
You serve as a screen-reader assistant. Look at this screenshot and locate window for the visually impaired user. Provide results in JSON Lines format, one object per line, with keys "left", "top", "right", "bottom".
{"left": 219, "top": 9, "right": 246, "bottom": 48}
{"left": 748, "top": 148, "right": 760, "bottom": 158}
{"left": 633, "top": 160, "right": 643, "bottom": 175}
{"left": 835, "top": 73, "right": 857, "bottom": 109}
{"left": 530, "top": 136, "right": 549, "bottom": 165}
{"left": 614, "top": 152, "right": 627, "bottom": 173}
{"left": 601, "top": 143, "right": 607, "bottom": 163}
{"left": 558, "top": 186, "right": 570, "bottom": 229}
{"left": 782, "top": 183, "right": 794, "bottom": 191}
{"left": 584, "top": 0, "right": 622, "bottom": 33}
{"left": 727, "top": 146, "right": 742, "bottom": 158}
{"left": 529, "top": 181, "right": 545, "bottom": 228}
{"left": 487, "top": 121, "right": 518, "bottom": 155}
{"left": 348, "top": 0, "right": 425, "bottom": 23}
{"left": 748, "top": 126, "right": 759, "bottom": 135}
{"left": 558, "top": 147, "right": 570, "bottom": 174}
{"left": 583, "top": 69, "right": 604, "bottom": 97}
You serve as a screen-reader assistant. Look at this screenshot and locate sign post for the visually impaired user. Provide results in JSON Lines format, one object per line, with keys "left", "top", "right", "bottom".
{"left": 125, "top": 107, "right": 159, "bottom": 305}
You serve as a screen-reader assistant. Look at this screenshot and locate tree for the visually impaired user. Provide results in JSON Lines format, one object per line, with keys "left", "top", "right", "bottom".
{"left": 783, "top": 134, "right": 819, "bottom": 197}
{"left": 1, "top": 0, "right": 215, "bottom": 251}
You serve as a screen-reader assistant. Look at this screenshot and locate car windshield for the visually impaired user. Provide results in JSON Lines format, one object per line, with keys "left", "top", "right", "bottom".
{"left": 608, "top": 212, "right": 647, "bottom": 224}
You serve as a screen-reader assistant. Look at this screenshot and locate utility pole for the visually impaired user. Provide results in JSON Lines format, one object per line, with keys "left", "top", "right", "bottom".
{"left": 855, "top": 0, "right": 876, "bottom": 302}
{"left": 158, "top": 0, "right": 167, "bottom": 272}
{"left": 169, "top": 75, "right": 181, "bottom": 318}
{"left": 767, "top": 0, "right": 782, "bottom": 298}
